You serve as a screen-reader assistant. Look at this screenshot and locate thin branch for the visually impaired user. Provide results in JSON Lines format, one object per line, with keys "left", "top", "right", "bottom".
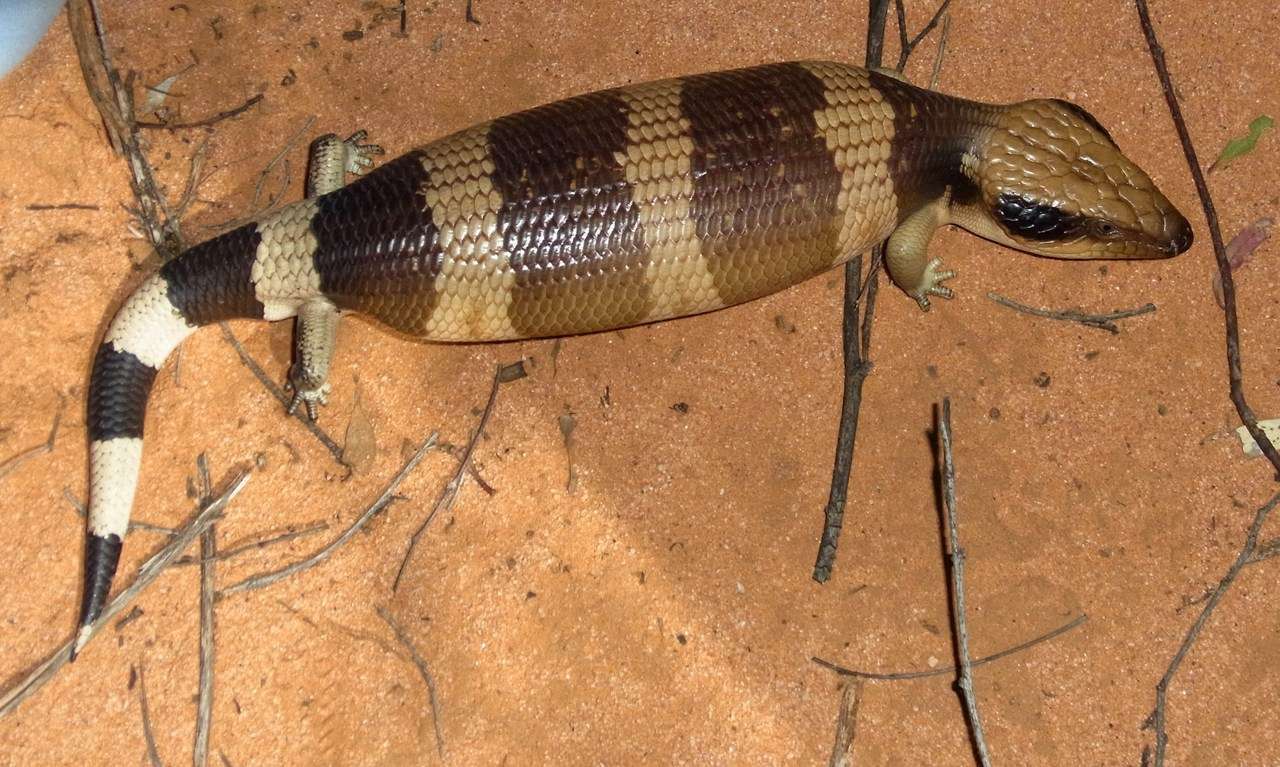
{"left": 927, "top": 13, "right": 951, "bottom": 90}
{"left": 894, "top": 0, "right": 955, "bottom": 73}
{"left": 172, "top": 137, "right": 212, "bottom": 221}
{"left": 1133, "top": 0, "right": 1280, "bottom": 477}
{"left": 137, "top": 93, "right": 263, "bottom": 130}
{"left": 209, "top": 115, "right": 315, "bottom": 232}
{"left": 812, "top": 0, "right": 890, "bottom": 579}
{"left": 827, "top": 679, "right": 863, "bottom": 767}
{"left": 375, "top": 606, "right": 445, "bottom": 758}
{"left": 0, "top": 468, "right": 250, "bottom": 718}
{"left": 194, "top": 458, "right": 217, "bottom": 767}
{"left": 987, "top": 291, "right": 1157, "bottom": 334}
{"left": 0, "top": 395, "right": 63, "bottom": 484}
{"left": 66, "top": 0, "right": 124, "bottom": 153}
{"left": 813, "top": 253, "right": 875, "bottom": 582}
{"left": 938, "top": 399, "right": 991, "bottom": 766}
{"left": 1246, "top": 537, "right": 1280, "bottom": 565}
{"left": 67, "top": 0, "right": 182, "bottom": 255}
{"left": 392, "top": 362, "right": 526, "bottom": 592}
{"left": 1142, "top": 491, "right": 1280, "bottom": 764}
{"left": 812, "top": 613, "right": 1088, "bottom": 681}
{"left": 815, "top": 0, "right": 955, "bottom": 582}
{"left": 64, "top": 487, "right": 179, "bottom": 536}
{"left": 219, "top": 434, "right": 437, "bottom": 598}
{"left": 136, "top": 662, "right": 165, "bottom": 767}
{"left": 216, "top": 323, "right": 346, "bottom": 467}
{"left": 25, "top": 202, "right": 101, "bottom": 211}
{"left": 174, "top": 521, "right": 328, "bottom": 566}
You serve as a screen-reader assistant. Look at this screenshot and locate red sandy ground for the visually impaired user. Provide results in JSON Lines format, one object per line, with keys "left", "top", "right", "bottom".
{"left": 1, "top": 1, "right": 1278, "bottom": 764}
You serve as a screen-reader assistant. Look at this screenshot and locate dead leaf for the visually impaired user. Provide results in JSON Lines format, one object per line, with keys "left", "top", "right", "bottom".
{"left": 342, "top": 384, "right": 377, "bottom": 472}
{"left": 1212, "top": 217, "right": 1274, "bottom": 308}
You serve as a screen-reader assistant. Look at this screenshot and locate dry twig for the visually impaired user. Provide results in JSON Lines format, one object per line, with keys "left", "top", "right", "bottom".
{"left": 376, "top": 606, "right": 446, "bottom": 758}
{"left": 1133, "top": 3, "right": 1280, "bottom": 763}
{"left": 938, "top": 400, "right": 991, "bottom": 766}
{"left": 812, "top": 613, "right": 1087, "bottom": 681}
{"left": 815, "top": 0, "right": 954, "bottom": 582}
{"left": 136, "top": 662, "right": 165, "bottom": 767}
{"left": 210, "top": 115, "right": 316, "bottom": 232}
{"left": 392, "top": 362, "right": 526, "bottom": 592}
{"left": 1141, "top": 491, "right": 1280, "bottom": 763}
{"left": 68, "top": 0, "right": 183, "bottom": 254}
{"left": 219, "top": 434, "right": 437, "bottom": 597}
{"left": 136, "top": 93, "right": 263, "bottom": 130}
{"left": 987, "top": 292, "right": 1157, "bottom": 334}
{"left": 0, "top": 396, "right": 63, "bottom": 484}
{"left": 0, "top": 467, "right": 249, "bottom": 718}
{"left": 216, "top": 323, "right": 346, "bottom": 466}
{"left": 194, "top": 459, "right": 217, "bottom": 767}
{"left": 175, "top": 521, "right": 328, "bottom": 566}
{"left": 827, "top": 680, "right": 863, "bottom": 767}
{"left": 894, "top": 0, "right": 954, "bottom": 72}
{"left": 1133, "top": 0, "right": 1280, "bottom": 475}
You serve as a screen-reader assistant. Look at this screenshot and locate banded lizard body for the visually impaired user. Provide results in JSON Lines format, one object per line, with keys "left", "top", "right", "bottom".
{"left": 74, "top": 61, "right": 1192, "bottom": 657}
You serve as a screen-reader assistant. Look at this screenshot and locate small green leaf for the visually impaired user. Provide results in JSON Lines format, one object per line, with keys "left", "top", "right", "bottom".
{"left": 1212, "top": 115, "right": 1274, "bottom": 171}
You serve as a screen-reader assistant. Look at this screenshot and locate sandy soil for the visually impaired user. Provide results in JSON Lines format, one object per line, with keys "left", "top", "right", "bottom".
{"left": 1, "top": 1, "right": 1278, "bottom": 765}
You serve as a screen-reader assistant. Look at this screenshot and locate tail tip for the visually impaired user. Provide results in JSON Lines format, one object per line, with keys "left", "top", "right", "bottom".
{"left": 70, "top": 624, "right": 93, "bottom": 661}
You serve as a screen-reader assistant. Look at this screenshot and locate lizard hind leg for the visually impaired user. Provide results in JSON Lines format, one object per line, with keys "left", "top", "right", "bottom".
{"left": 885, "top": 192, "right": 957, "bottom": 311}
{"left": 288, "top": 299, "right": 339, "bottom": 421}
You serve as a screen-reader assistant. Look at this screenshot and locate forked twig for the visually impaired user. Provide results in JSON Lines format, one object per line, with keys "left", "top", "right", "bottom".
{"left": 814, "top": 0, "right": 954, "bottom": 582}
{"left": 392, "top": 362, "right": 526, "bottom": 592}
{"left": 1133, "top": 3, "right": 1280, "bottom": 763}
{"left": 219, "top": 434, "right": 437, "bottom": 597}
{"left": 1133, "top": 0, "right": 1280, "bottom": 475}
{"left": 1141, "top": 492, "right": 1280, "bottom": 763}
{"left": 988, "top": 291, "right": 1156, "bottom": 334}
{"left": 0, "top": 396, "right": 63, "bottom": 484}
{"left": 895, "top": 0, "right": 955, "bottom": 73}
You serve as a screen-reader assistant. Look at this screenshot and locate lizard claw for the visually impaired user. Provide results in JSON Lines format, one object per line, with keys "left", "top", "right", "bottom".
{"left": 286, "top": 377, "right": 330, "bottom": 422}
{"left": 342, "top": 130, "right": 385, "bottom": 176}
{"left": 912, "top": 257, "right": 957, "bottom": 312}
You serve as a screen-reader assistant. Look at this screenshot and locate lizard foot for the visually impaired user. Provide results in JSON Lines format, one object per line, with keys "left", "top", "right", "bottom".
{"left": 286, "top": 376, "right": 331, "bottom": 422}
{"left": 341, "top": 130, "right": 386, "bottom": 176}
{"left": 911, "top": 257, "right": 957, "bottom": 312}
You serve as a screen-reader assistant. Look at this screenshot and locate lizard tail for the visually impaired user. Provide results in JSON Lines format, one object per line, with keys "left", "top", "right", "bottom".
{"left": 75, "top": 221, "right": 273, "bottom": 659}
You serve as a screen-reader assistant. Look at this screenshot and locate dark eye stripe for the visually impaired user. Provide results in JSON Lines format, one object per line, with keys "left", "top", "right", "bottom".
{"left": 994, "top": 192, "right": 1086, "bottom": 241}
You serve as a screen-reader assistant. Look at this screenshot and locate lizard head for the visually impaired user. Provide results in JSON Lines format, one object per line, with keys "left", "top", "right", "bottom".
{"left": 953, "top": 98, "right": 1193, "bottom": 260}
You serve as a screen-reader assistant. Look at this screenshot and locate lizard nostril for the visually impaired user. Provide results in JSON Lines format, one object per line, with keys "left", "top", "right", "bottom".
{"left": 1169, "top": 218, "right": 1194, "bottom": 254}
{"left": 1159, "top": 212, "right": 1194, "bottom": 255}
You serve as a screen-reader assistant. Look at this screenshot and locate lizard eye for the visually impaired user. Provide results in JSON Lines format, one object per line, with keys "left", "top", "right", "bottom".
{"left": 1090, "top": 220, "right": 1124, "bottom": 240}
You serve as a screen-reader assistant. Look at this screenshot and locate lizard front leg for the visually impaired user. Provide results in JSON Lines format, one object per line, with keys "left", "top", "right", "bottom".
{"left": 284, "top": 131, "right": 384, "bottom": 420}
{"left": 885, "top": 190, "right": 957, "bottom": 311}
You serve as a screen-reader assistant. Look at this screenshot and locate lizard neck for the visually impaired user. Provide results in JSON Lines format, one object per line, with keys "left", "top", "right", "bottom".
{"left": 868, "top": 70, "right": 1001, "bottom": 223}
